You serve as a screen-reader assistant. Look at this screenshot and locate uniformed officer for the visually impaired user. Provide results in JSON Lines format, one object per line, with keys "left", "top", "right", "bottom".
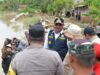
{"left": 44, "top": 17, "right": 68, "bottom": 61}
{"left": 8, "top": 22, "right": 64, "bottom": 75}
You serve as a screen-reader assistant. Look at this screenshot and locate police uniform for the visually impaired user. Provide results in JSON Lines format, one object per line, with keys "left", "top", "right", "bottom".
{"left": 44, "top": 18, "right": 68, "bottom": 61}
{"left": 47, "top": 30, "right": 68, "bottom": 61}
{"left": 7, "top": 22, "right": 64, "bottom": 75}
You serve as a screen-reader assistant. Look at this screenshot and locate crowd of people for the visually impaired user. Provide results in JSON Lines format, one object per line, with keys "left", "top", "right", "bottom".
{"left": 1, "top": 37, "right": 27, "bottom": 74}
{"left": 1, "top": 17, "right": 100, "bottom": 75}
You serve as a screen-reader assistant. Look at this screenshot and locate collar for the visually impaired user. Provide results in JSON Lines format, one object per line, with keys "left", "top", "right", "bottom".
{"left": 54, "top": 30, "right": 64, "bottom": 34}
{"left": 27, "top": 43, "right": 43, "bottom": 49}
{"left": 90, "top": 36, "right": 100, "bottom": 44}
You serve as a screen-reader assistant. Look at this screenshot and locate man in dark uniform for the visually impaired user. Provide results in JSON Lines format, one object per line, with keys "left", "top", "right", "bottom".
{"left": 44, "top": 17, "right": 68, "bottom": 61}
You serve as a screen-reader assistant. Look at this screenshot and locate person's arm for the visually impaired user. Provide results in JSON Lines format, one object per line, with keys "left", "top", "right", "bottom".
{"left": 56, "top": 62, "right": 64, "bottom": 75}
{"left": 1, "top": 48, "right": 6, "bottom": 59}
{"left": 25, "top": 31, "right": 30, "bottom": 45}
{"left": 2, "top": 39, "right": 8, "bottom": 58}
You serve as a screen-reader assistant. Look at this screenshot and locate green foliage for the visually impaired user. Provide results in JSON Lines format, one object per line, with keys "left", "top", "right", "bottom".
{"left": 84, "top": 0, "right": 100, "bottom": 23}
{"left": 84, "top": 0, "right": 100, "bottom": 7}
{"left": 18, "top": 7, "right": 40, "bottom": 14}
{"left": 82, "top": 13, "right": 90, "bottom": 16}
{"left": 1, "top": 0, "right": 74, "bottom": 15}
{"left": 64, "top": 0, "right": 74, "bottom": 10}
{"left": 0, "top": 2, "right": 6, "bottom": 11}
{"left": 47, "top": 0, "right": 74, "bottom": 15}
{"left": 3, "top": 0, "right": 19, "bottom": 11}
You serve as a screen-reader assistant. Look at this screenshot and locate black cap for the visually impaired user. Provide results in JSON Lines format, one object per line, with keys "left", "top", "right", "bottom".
{"left": 29, "top": 22, "right": 44, "bottom": 40}
{"left": 84, "top": 27, "right": 96, "bottom": 35}
{"left": 54, "top": 17, "right": 64, "bottom": 25}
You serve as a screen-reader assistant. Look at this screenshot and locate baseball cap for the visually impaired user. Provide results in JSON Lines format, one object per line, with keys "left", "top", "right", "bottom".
{"left": 69, "top": 39, "right": 95, "bottom": 64}
{"left": 84, "top": 27, "right": 96, "bottom": 35}
{"left": 29, "top": 22, "right": 44, "bottom": 40}
{"left": 54, "top": 18, "right": 64, "bottom": 25}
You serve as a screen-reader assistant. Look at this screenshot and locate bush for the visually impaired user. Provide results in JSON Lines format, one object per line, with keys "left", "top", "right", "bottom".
{"left": 82, "top": 13, "right": 90, "bottom": 16}
{"left": 18, "top": 7, "right": 41, "bottom": 14}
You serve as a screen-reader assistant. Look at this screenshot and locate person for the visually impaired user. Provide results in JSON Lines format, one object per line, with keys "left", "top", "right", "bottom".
{"left": 24, "top": 31, "right": 30, "bottom": 45}
{"left": 8, "top": 22, "right": 64, "bottom": 75}
{"left": 11, "top": 43, "right": 17, "bottom": 51}
{"left": 67, "top": 40, "right": 95, "bottom": 75}
{"left": 84, "top": 27, "right": 100, "bottom": 43}
{"left": 84, "top": 27, "right": 100, "bottom": 75}
{"left": 63, "top": 24, "right": 83, "bottom": 75}
{"left": 1, "top": 39, "right": 14, "bottom": 75}
{"left": 76, "top": 10, "right": 81, "bottom": 21}
{"left": 96, "top": 26, "right": 100, "bottom": 38}
{"left": 44, "top": 17, "right": 68, "bottom": 61}
{"left": 63, "top": 24, "right": 82, "bottom": 40}
{"left": 12, "top": 37, "right": 27, "bottom": 51}
{"left": 72, "top": 10, "right": 75, "bottom": 17}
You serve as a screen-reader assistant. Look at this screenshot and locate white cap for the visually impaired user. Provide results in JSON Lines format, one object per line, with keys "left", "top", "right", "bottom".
{"left": 6, "top": 44, "right": 12, "bottom": 48}
{"left": 64, "top": 24, "right": 83, "bottom": 39}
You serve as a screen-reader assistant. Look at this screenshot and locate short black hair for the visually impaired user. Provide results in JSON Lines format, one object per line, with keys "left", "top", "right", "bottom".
{"left": 84, "top": 27, "right": 96, "bottom": 36}
{"left": 29, "top": 22, "right": 44, "bottom": 41}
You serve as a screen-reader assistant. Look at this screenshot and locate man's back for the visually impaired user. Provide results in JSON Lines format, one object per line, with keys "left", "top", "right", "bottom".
{"left": 10, "top": 45, "right": 64, "bottom": 75}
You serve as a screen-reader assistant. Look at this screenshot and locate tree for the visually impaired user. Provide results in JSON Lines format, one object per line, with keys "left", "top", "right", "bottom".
{"left": 84, "top": 0, "right": 100, "bottom": 25}
{"left": 3, "top": 0, "right": 19, "bottom": 11}
{"left": 2, "top": 0, "right": 74, "bottom": 15}
{"left": 47, "top": 0, "right": 74, "bottom": 16}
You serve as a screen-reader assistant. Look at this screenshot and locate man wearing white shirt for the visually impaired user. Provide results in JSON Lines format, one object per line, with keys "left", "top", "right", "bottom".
{"left": 44, "top": 17, "right": 68, "bottom": 61}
